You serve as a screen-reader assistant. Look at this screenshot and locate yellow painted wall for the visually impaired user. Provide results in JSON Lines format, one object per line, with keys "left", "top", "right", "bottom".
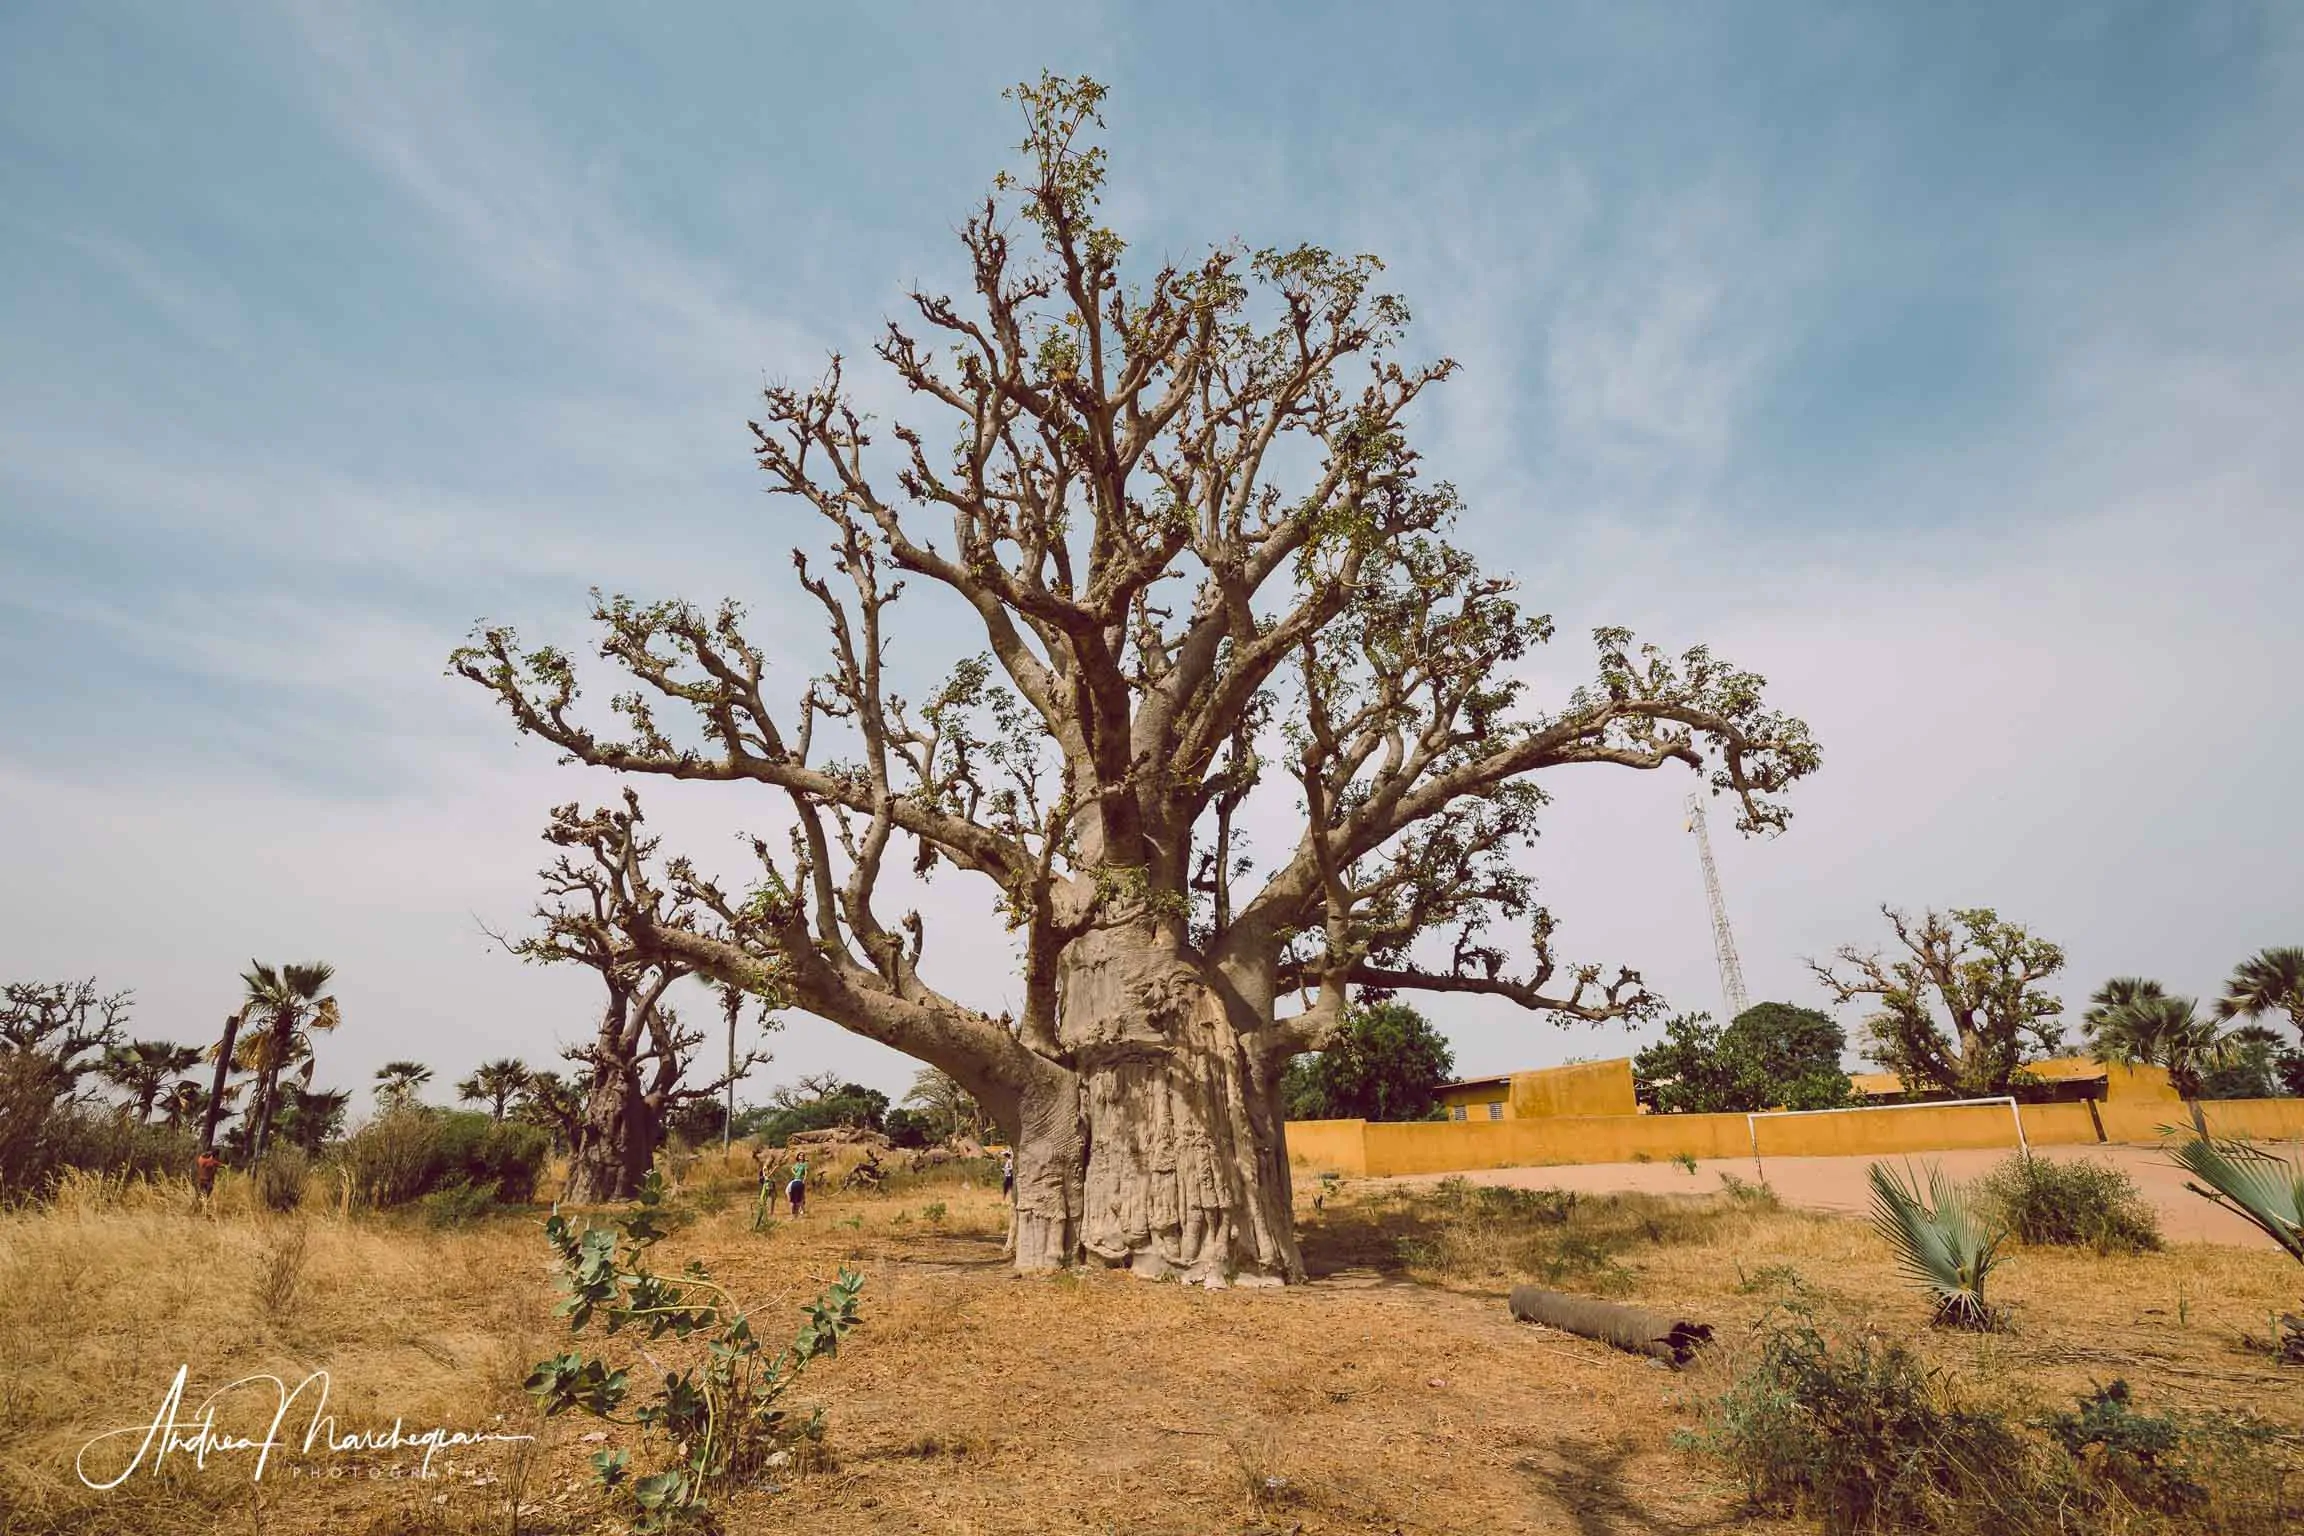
{"left": 1435, "top": 1057, "right": 1640, "bottom": 1121}
{"left": 2018, "top": 1101, "right": 2104, "bottom": 1147}
{"left": 1753, "top": 1102, "right": 2026, "bottom": 1158}
{"left": 1285, "top": 1096, "right": 2301, "bottom": 1178}
{"left": 1284, "top": 1118, "right": 1370, "bottom": 1175}
{"left": 2101, "top": 1062, "right": 2180, "bottom": 1103}
{"left": 2197, "top": 1099, "right": 2304, "bottom": 1142}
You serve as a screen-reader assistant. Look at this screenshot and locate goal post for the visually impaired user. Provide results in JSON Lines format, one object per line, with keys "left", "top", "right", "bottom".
{"left": 1745, "top": 1095, "right": 2028, "bottom": 1182}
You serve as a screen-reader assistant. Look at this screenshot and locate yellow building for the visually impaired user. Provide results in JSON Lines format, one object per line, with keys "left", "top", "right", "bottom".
{"left": 1848, "top": 1056, "right": 2179, "bottom": 1105}
{"left": 1434, "top": 1057, "right": 1639, "bottom": 1121}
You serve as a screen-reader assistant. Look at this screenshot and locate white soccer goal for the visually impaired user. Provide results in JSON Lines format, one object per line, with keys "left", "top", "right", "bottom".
{"left": 1744, "top": 1095, "right": 2027, "bottom": 1182}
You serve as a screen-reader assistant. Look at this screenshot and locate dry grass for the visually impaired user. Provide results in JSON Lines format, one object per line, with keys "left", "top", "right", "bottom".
{"left": 2, "top": 1162, "right": 2297, "bottom": 1535}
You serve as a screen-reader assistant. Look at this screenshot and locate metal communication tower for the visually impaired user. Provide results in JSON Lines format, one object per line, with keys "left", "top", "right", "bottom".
{"left": 1683, "top": 792, "right": 1750, "bottom": 1021}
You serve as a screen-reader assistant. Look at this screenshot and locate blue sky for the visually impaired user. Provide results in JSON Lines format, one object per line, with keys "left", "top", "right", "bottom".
{"left": 4, "top": 2, "right": 2300, "bottom": 1110}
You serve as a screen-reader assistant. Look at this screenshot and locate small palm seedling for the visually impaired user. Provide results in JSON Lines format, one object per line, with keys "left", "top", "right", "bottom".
{"left": 2169, "top": 1135, "right": 2303, "bottom": 1363}
{"left": 1867, "top": 1160, "right": 2009, "bottom": 1329}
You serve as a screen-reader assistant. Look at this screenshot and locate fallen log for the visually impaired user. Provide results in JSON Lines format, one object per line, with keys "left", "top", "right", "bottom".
{"left": 1507, "top": 1286, "right": 1713, "bottom": 1366}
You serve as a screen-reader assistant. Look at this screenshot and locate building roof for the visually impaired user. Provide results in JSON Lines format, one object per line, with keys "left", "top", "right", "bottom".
{"left": 1849, "top": 1056, "right": 2117, "bottom": 1098}
{"left": 1438, "top": 1075, "right": 1513, "bottom": 1095}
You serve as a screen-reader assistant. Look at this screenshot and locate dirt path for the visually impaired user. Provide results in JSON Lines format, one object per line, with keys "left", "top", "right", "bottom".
{"left": 1374, "top": 1142, "right": 2286, "bottom": 1249}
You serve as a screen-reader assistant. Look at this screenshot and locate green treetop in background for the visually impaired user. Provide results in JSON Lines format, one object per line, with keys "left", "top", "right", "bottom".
{"left": 1633, "top": 1002, "right": 1854, "bottom": 1114}
{"left": 1282, "top": 1002, "right": 1455, "bottom": 1122}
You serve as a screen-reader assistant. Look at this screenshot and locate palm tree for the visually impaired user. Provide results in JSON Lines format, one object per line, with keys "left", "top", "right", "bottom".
{"left": 2170, "top": 1136, "right": 2303, "bottom": 1262}
{"left": 230, "top": 962, "right": 342, "bottom": 1164}
{"left": 98, "top": 1039, "right": 204, "bottom": 1123}
{"left": 2217, "top": 947, "right": 2304, "bottom": 1036}
{"left": 272, "top": 1084, "right": 353, "bottom": 1153}
{"left": 457, "top": 1058, "right": 532, "bottom": 1121}
{"left": 374, "top": 1059, "right": 433, "bottom": 1109}
{"left": 160, "top": 1079, "right": 210, "bottom": 1129}
{"left": 2084, "top": 986, "right": 2225, "bottom": 1098}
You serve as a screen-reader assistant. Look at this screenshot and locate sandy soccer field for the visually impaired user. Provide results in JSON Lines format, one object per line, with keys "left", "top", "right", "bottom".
{"left": 1376, "top": 1141, "right": 2294, "bottom": 1249}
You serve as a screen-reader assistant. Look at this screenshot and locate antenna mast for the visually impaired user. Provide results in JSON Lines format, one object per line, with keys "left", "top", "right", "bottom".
{"left": 1684, "top": 792, "right": 1750, "bottom": 1021}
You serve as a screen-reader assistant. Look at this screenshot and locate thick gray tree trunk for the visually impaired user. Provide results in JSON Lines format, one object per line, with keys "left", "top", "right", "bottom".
{"left": 563, "top": 1068, "right": 657, "bottom": 1204}
{"left": 1010, "top": 926, "right": 1303, "bottom": 1285}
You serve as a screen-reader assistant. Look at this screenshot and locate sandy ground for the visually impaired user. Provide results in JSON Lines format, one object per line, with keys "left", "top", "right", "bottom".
{"left": 1378, "top": 1142, "right": 2287, "bottom": 1249}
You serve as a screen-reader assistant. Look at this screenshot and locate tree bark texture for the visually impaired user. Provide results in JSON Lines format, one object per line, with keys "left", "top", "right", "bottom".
{"left": 1008, "top": 927, "right": 1302, "bottom": 1285}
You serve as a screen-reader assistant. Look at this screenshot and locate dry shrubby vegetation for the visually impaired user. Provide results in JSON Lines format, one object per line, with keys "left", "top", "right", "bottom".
{"left": 3, "top": 1147, "right": 2299, "bottom": 1536}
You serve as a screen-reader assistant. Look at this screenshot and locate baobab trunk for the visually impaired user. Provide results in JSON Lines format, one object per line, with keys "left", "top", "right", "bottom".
{"left": 562, "top": 1070, "right": 658, "bottom": 1204}
{"left": 1011, "top": 926, "right": 1303, "bottom": 1285}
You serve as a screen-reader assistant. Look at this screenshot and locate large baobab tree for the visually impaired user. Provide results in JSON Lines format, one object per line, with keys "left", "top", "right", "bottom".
{"left": 454, "top": 75, "right": 1819, "bottom": 1282}
{"left": 487, "top": 803, "right": 770, "bottom": 1202}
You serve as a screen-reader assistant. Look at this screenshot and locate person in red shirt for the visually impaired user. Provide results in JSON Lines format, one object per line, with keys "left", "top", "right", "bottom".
{"left": 194, "top": 1149, "right": 221, "bottom": 1202}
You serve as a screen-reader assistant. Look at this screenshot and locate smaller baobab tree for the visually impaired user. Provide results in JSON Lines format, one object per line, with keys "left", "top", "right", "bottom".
{"left": 458, "top": 1058, "right": 533, "bottom": 1121}
{"left": 486, "top": 799, "right": 771, "bottom": 1202}
{"left": 230, "top": 962, "right": 342, "bottom": 1165}
{"left": 1, "top": 979, "right": 133, "bottom": 1100}
{"left": 1811, "top": 907, "right": 2065, "bottom": 1098}
{"left": 903, "top": 1067, "right": 985, "bottom": 1145}
{"left": 98, "top": 1039, "right": 203, "bottom": 1123}
{"left": 513, "top": 1069, "right": 589, "bottom": 1155}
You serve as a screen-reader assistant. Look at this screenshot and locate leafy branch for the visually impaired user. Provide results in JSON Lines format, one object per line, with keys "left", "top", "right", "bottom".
{"left": 526, "top": 1173, "right": 864, "bottom": 1530}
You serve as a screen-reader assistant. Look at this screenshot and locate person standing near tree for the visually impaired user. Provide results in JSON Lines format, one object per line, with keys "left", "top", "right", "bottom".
{"left": 193, "top": 1148, "right": 221, "bottom": 1206}
{"left": 787, "top": 1154, "right": 809, "bottom": 1218}
{"left": 1001, "top": 1149, "right": 1014, "bottom": 1200}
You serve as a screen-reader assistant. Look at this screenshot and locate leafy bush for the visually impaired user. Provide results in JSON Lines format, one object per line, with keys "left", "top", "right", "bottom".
{"left": 1979, "top": 1153, "right": 2161, "bottom": 1254}
{"left": 334, "top": 1107, "right": 548, "bottom": 1210}
{"left": 2038, "top": 1380, "right": 2201, "bottom": 1515}
{"left": 1692, "top": 1317, "right": 2301, "bottom": 1533}
{"left": 420, "top": 1179, "right": 500, "bottom": 1228}
{"left": 1694, "top": 1315, "right": 2028, "bottom": 1531}
{"left": 254, "top": 1146, "right": 310, "bottom": 1213}
{"left": 0, "top": 1058, "right": 198, "bottom": 1202}
{"left": 1868, "top": 1161, "right": 2007, "bottom": 1329}
{"left": 528, "top": 1172, "right": 864, "bottom": 1531}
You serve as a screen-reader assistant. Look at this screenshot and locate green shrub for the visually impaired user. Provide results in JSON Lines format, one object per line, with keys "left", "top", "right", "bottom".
{"left": 1695, "top": 1315, "right": 2030, "bottom": 1531}
{"left": 1, "top": 1055, "right": 199, "bottom": 1200}
{"left": 419, "top": 1179, "right": 499, "bottom": 1228}
{"left": 334, "top": 1107, "right": 547, "bottom": 1210}
{"left": 528, "top": 1172, "right": 864, "bottom": 1530}
{"left": 1979, "top": 1154, "right": 2161, "bottom": 1254}
{"left": 254, "top": 1146, "right": 309, "bottom": 1212}
{"left": 1692, "top": 1314, "right": 2302, "bottom": 1534}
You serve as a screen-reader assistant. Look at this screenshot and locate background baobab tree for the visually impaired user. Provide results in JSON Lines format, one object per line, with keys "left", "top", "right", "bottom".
{"left": 485, "top": 803, "right": 770, "bottom": 1201}
{"left": 454, "top": 75, "right": 1819, "bottom": 1282}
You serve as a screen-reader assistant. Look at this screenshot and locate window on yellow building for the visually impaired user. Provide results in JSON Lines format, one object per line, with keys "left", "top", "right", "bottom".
{"left": 1487, "top": 1102, "right": 1504, "bottom": 1120}
{"left": 1450, "top": 1104, "right": 1467, "bottom": 1121}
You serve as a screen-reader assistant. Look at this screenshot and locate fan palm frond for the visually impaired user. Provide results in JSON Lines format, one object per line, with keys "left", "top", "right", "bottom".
{"left": 2168, "top": 1136, "right": 2304, "bottom": 1263}
{"left": 1867, "top": 1159, "right": 2009, "bottom": 1329}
